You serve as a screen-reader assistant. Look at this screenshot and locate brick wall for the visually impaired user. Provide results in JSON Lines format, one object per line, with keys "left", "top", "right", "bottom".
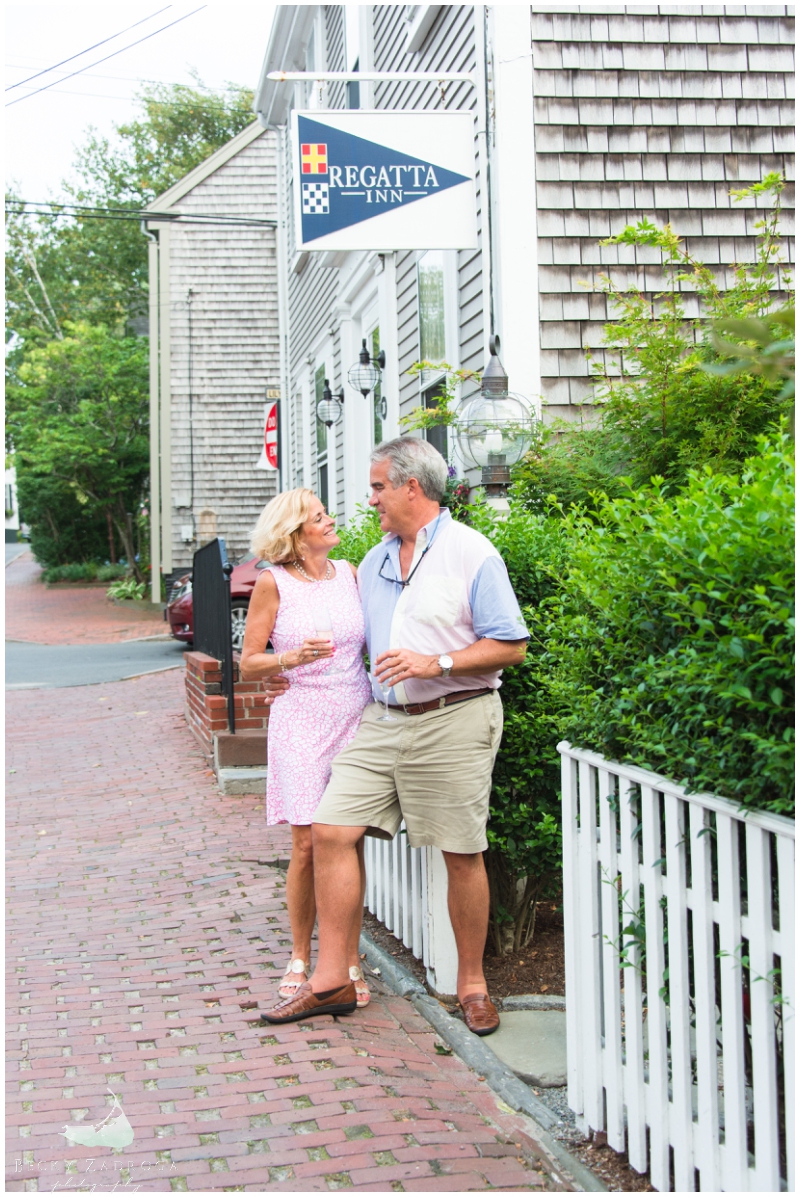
{"left": 184, "top": 651, "right": 269, "bottom": 761}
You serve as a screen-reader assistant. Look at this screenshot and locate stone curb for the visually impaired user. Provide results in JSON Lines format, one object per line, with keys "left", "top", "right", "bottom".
{"left": 358, "top": 929, "right": 606, "bottom": 1193}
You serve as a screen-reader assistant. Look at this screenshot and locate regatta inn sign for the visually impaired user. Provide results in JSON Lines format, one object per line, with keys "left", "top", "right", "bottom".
{"left": 290, "top": 111, "right": 477, "bottom": 251}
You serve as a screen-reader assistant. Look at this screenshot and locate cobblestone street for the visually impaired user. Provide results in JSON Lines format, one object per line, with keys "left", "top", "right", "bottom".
{"left": 6, "top": 663, "right": 565, "bottom": 1193}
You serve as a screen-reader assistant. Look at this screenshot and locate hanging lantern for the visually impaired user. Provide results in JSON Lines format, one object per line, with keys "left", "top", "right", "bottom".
{"left": 347, "top": 339, "right": 386, "bottom": 397}
{"left": 453, "top": 336, "right": 537, "bottom": 498}
{"left": 316, "top": 379, "right": 344, "bottom": 428}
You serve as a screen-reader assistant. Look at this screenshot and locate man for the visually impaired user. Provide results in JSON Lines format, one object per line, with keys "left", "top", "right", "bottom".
{"left": 262, "top": 438, "right": 528, "bottom": 1034}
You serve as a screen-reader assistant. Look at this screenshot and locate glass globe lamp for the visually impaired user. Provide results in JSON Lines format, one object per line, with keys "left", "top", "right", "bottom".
{"left": 316, "top": 380, "right": 343, "bottom": 428}
{"left": 454, "top": 337, "right": 537, "bottom": 496}
{"left": 347, "top": 339, "right": 385, "bottom": 397}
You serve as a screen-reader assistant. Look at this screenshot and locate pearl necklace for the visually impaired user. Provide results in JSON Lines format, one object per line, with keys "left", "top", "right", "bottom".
{"left": 292, "top": 559, "right": 332, "bottom": 583}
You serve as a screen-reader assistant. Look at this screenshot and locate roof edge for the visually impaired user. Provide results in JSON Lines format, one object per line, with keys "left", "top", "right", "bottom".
{"left": 145, "top": 121, "right": 266, "bottom": 212}
{"left": 254, "top": 5, "right": 317, "bottom": 128}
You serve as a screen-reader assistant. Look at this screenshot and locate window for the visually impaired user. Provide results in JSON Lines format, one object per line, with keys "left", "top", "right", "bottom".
{"left": 418, "top": 250, "right": 446, "bottom": 367}
{"left": 423, "top": 382, "right": 448, "bottom": 459}
{"left": 315, "top": 364, "right": 329, "bottom": 509}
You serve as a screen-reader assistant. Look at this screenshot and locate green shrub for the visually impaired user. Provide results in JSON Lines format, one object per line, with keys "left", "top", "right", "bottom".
{"left": 19, "top": 472, "right": 110, "bottom": 569}
{"left": 513, "top": 175, "right": 793, "bottom": 514}
{"left": 107, "top": 577, "right": 146, "bottom": 601}
{"left": 328, "top": 504, "right": 383, "bottom": 566}
{"left": 96, "top": 563, "right": 127, "bottom": 582}
{"left": 467, "top": 502, "right": 569, "bottom": 951}
{"left": 43, "top": 561, "right": 99, "bottom": 583}
{"left": 546, "top": 430, "right": 795, "bottom": 815}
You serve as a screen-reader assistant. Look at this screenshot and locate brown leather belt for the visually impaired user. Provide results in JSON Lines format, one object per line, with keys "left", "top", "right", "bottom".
{"left": 387, "top": 687, "right": 494, "bottom": 716}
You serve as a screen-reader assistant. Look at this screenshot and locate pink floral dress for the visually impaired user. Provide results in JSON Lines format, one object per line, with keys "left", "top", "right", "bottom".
{"left": 265, "top": 559, "right": 372, "bottom": 826}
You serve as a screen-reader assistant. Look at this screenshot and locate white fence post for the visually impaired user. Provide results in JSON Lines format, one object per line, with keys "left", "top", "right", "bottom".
{"left": 425, "top": 847, "right": 459, "bottom": 996}
{"left": 363, "top": 830, "right": 458, "bottom": 996}
{"left": 558, "top": 741, "right": 795, "bottom": 1194}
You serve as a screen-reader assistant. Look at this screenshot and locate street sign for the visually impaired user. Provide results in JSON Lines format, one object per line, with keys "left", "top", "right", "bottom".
{"left": 291, "top": 110, "right": 476, "bottom": 251}
{"left": 256, "top": 401, "right": 279, "bottom": 470}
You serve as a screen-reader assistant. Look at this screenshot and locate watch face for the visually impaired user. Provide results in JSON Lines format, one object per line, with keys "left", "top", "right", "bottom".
{"left": 439, "top": 655, "right": 453, "bottom": 670}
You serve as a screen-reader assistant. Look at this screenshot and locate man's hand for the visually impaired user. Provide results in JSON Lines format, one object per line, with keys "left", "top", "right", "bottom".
{"left": 261, "top": 674, "right": 290, "bottom": 706}
{"left": 374, "top": 648, "right": 438, "bottom": 688}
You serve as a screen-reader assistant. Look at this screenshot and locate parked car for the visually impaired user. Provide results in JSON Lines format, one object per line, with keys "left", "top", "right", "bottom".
{"left": 165, "top": 554, "right": 268, "bottom": 652}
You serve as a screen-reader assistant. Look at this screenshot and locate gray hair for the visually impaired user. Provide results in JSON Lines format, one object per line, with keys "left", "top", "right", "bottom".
{"left": 371, "top": 436, "right": 448, "bottom": 501}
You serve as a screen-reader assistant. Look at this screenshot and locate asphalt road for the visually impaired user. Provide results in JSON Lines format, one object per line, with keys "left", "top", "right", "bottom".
{"left": 6, "top": 639, "right": 190, "bottom": 689}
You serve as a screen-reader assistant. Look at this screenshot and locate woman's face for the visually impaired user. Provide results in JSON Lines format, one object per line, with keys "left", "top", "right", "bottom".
{"left": 299, "top": 496, "right": 339, "bottom": 555}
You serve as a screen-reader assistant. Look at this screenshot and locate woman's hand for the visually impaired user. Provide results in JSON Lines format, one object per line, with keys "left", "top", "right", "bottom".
{"left": 289, "top": 637, "right": 335, "bottom": 667}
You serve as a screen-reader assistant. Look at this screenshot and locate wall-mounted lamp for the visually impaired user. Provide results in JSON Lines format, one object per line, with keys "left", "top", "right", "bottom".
{"left": 347, "top": 338, "right": 386, "bottom": 397}
{"left": 316, "top": 379, "right": 344, "bottom": 427}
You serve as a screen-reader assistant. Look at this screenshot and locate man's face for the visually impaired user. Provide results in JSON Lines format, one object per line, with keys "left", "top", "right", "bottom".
{"left": 368, "top": 459, "right": 410, "bottom": 535}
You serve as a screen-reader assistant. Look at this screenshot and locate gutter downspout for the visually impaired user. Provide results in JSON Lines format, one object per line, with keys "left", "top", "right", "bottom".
{"left": 142, "top": 221, "right": 161, "bottom": 604}
{"left": 260, "top": 114, "right": 291, "bottom": 496}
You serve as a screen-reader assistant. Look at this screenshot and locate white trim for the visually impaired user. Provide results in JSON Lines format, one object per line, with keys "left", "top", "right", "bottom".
{"left": 405, "top": 5, "right": 443, "bottom": 54}
{"left": 157, "top": 225, "right": 172, "bottom": 573}
{"left": 147, "top": 234, "right": 161, "bottom": 602}
{"left": 490, "top": 7, "right": 541, "bottom": 413}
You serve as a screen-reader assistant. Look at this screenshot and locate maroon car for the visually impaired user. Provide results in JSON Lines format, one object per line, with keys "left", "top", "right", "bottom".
{"left": 165, "top": 554, "right": 268, "bottom": 652}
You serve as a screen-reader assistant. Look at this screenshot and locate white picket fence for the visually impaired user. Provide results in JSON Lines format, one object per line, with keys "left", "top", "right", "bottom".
{"left": 559, "top": 741, "right": 795, "bottom": 1193}
{"left": 363, "top": 828, "right": 459, "bottom": 995}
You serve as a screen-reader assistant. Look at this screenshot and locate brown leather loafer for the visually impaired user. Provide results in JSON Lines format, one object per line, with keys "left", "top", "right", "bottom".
{"left": 260, "top": 981, "right": 357, "bottom": 1025}
{"left": 460, "top": 992, "right": 500, "bottom": 1036}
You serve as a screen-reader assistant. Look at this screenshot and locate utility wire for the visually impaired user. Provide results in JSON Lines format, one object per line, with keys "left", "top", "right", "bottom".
{"left": 6, "top": 7, "right": 207, "bottom": 108}
{"left": 5, "top": 7, "right": 171, "bottom": 91}
{"left": 5, "top": 199, "right": 275, "bottom": 228}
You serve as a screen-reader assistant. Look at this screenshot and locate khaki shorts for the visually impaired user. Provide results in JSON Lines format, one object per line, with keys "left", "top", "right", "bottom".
{"left": 313, "top": 691, "right": 503, "bottom": 854}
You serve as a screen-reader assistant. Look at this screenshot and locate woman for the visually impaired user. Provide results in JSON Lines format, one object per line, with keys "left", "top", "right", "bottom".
{"left": 240, "top": 489, "right": 373, "bottom": 1006}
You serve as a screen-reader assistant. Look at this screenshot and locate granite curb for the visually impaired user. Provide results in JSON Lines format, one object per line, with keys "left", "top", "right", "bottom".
{"left": 358, "top": 930, "right": 607, "bottom": 1193}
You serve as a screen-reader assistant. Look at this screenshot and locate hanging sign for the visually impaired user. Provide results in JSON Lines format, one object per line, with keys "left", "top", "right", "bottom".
{"left": 256, "top": 400, "right": 279, "bottom": 470}
{"left": 291, "top": 110, "right": 476, "bottom": 251}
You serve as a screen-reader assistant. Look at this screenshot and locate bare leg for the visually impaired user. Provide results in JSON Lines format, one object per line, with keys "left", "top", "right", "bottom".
{"left": 285, "top": 825, "right": 315, "bottom": 964}
{"left": 441, "top": 850, "right": 490, "bottom": 1002}
{"left": 309, "top": 822, "right": 366, "bottom": 993}
{"left": 347, "top": 834, "right": 366, "bottom": 969}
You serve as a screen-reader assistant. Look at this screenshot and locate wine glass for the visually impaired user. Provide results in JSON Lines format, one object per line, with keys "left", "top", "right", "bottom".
{"left": 371, "top": 672, "right": 397, "bottom": 722}
{"left": 312, "top": 602, "right": 340, "bottom": 673}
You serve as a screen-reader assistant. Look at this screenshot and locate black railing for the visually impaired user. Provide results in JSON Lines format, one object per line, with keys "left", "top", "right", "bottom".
{"left": 192, "top": 537, "right": 235, "bottom": 733}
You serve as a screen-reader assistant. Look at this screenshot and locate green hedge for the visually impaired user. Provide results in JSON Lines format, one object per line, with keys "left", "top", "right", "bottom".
{"left": 42, "top": 562, "right": 128, "bottom": 583}
{"left": 545, "top": 431, "right": 794, "bottom": 816}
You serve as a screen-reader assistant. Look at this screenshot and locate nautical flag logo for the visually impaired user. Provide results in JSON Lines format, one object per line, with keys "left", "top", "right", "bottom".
{"left": 302, "top": 182, "right": 330, "bottom": 214}
{"left": 301, "top": 143, "right": 328, "bottom": 174}
{"left": 292, "top": 111, "right": 477, "bottom": 250}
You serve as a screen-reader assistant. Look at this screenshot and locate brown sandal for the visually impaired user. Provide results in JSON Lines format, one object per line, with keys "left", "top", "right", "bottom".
{"left": 278, "top": 958, "right": 309, "bottom": 998}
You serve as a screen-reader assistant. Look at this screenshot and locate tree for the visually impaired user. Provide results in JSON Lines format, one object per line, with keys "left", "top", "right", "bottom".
{"left": 6, "top": 78, "right": 255, "bottom": 344}
{"left": 8, "top": 323, "right": 149, "bottom": 576}
{"left": 6, "top": 78, "right": 255, "bottom": 569}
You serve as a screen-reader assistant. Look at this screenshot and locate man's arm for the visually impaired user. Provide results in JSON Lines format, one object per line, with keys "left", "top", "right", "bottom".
{"left": 374, "top": 638, "right": 525, "bottom": 687}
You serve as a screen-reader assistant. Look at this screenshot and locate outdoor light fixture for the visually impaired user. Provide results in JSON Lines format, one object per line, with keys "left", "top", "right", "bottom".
{"left": 347, "top": 339, "right": 386, "bottom": 397}
{"left": 453, "top": 336, "right": 537, "bottom": 505}
{"left": 316, "top": 379, "right": 344, "bottom": 428}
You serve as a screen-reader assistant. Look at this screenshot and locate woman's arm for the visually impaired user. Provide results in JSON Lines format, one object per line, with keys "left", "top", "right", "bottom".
{"left": 240, "top": 569, "right": 335, "bottom": 680}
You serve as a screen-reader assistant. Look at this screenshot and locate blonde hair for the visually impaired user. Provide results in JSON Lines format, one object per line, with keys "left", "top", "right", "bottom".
{"left": 249, "top": 488, "right": 316, "bottom": 563}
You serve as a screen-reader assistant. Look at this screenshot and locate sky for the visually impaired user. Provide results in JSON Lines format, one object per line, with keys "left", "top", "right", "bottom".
{"left": 5, "top": 3, "right": 277, "bottom": 201}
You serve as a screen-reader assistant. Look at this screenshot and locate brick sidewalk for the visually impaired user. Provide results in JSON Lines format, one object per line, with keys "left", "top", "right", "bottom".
{"left": 6, "top": 552, "right": 166, "bottom": 645}
{"left": 6, "top": 669, "right": 565, "bottom": 1193}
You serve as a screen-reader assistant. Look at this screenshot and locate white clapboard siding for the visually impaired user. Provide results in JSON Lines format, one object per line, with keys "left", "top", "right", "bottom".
{"left": 530, "top": 5, "right": 795, "bottom": 422}
{"left": 560, "top": 741, "right": 795, "bottom": 1193}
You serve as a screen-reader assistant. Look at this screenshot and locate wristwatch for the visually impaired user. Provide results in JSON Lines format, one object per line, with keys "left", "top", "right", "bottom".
{"left": 437, "top": 654, "right": 454, "bottom": 678}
